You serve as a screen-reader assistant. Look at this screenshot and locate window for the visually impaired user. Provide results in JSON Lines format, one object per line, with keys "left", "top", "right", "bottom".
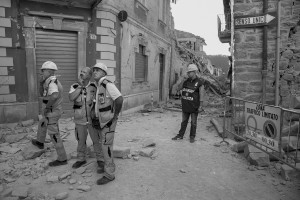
{"left": 135, "top": 45, "right": 148, "bottom": 82}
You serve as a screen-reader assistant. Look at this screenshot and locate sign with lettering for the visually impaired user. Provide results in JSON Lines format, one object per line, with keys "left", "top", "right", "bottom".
{"left": 235, "top": 13, "right": 276, "bottom": 28}
{"left": 245, "top": 102, "right": 281, "bottom": 151}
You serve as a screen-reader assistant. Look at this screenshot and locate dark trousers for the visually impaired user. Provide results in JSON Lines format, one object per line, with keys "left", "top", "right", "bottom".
{"left": 178, "top": 112, "right": 198, "bottom": 139}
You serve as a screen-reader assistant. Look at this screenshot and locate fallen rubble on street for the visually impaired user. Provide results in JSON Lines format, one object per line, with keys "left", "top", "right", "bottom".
{"left": 0, "top": 105, "right": 300, "bottom": 200}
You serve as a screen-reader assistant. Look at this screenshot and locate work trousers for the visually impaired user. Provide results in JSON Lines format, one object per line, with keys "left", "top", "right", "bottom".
{"left": 178, "top": 112, "right": 199, "bottom": 139}
{"left": 75, "top": 124, "right": 103, "bottom": 162}
{"left": 37, "top": 116, "right": 67, "bottom": 161}
{"left": 95, "top": 119, "right": 118, "bottom": 180}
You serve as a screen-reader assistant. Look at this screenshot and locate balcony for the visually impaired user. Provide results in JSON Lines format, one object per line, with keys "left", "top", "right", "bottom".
{"left": 217, "top": 13, "right": 231, "bottom": 43}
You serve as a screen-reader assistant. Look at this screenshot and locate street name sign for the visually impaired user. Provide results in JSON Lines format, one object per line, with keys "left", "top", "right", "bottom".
{"left": 245, "top": 102, "right": 281, "bottom": 151}
{"left": 235, "top": 13, "right": 276, "bottom": 28}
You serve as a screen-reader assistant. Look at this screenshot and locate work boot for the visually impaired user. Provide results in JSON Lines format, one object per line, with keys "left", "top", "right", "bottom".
{"left": 72, "top": 161, "right": 86, "bottom": 169}
{"left": 49, "top": 160, "right": 67, "bottom": 167}
{"left": 31, "top": 139, "right": 44, "bottom": 149}
{"left": 190, "top": 138, "right": 195, "bottom": 143}
{"left": 97, "top": 161, "right": 105, "bottom": 174}
{"left": 172, "top": 135, "right": 183, "bottom": 140}
{"left": 96, "top": 176, "right": 115, "bottom": 185}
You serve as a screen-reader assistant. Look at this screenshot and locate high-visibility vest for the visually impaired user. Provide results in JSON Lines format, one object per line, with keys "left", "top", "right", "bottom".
{"left": 43, "top": 76, "right": 63, "bottom": 116}
{"left": 96, "top": 79, "right": 114, "bottom": 128}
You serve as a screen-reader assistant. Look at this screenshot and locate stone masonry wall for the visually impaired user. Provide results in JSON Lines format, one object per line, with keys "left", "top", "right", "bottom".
{"left": 233, "top": 0, "right": 300, "bottom": 107}
{"left": 0, "top": 0, "right": 15, "bottom": 103}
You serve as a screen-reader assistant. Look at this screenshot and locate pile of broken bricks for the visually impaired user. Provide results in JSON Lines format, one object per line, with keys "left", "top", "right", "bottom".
{"left": 231, "top": 141, "right": 300, "bottom": 182}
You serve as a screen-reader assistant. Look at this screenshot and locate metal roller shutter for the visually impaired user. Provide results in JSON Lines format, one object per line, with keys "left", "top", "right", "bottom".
{"left": 35, "top": 29, "right": 78, "bottom": 115}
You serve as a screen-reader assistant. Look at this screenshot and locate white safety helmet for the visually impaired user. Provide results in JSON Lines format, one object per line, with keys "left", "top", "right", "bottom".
{"left": 41, "top": 61, "right": 58, "bottom": 71}
{"left": 187, "top": 63, "right": 198, "bottom": 72}
{"left": 93, "top": 62, "right": 108, "bottom": 75}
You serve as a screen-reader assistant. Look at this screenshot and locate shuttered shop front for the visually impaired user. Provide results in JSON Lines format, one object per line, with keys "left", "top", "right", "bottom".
{"left": 35, "top": 29, "right": 78, "bottom": 115}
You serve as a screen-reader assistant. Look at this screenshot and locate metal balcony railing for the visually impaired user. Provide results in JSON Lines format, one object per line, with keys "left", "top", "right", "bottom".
{"left": 217, "top": 13, "right": 231, "bottom": 43}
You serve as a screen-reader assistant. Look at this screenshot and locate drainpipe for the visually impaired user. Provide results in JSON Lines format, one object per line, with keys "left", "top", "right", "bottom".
{"left": 275, "top": 0, "right": 281, "bottom": 106}
{"left": 262, "top": 0, "right": 268, "bottom": 104}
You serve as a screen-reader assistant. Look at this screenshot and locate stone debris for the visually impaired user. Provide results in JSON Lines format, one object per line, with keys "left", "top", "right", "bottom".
{"left": 2, "top": 197, "right": 19, "bottom": 200}
{"left": 4, "top": 133, "right": 28, "bottom": 144}
{"left": 4, "top": 177, "right": 17, "bottom": 183}
{"left": 20, "top": 119, "right": 35, "bottom": 127}
{"left": 280, "top": 164, "right": 300, "bottom": 181}
{"left": 75, "top": 167, "right": 86, "bottom": 174}
{"left": 46, "top": 175, "right": 59, "bottom": 183}
{"left": 248, "top": 165, "right": 256, "bottom": 171}
{"left": 133, "top": 156, "right": 139, "bottom": 161}
{"left": 142, "top": 138, "right": 156, "bottom": 148}
{"left": 243, "top": 145, "right": 270, "bottom": 167}
{"left": 179, "top": 169, "right": 186, "bottom": 173}
{"left": 11, "top": 186, "right": 29, "bottom": 199}
{"left": 55, "top": 192, "right": 69, "bottom": 200}
{"left": 113, "top": 146, "right": 130, "bottom": 158}
{"left": 142, "top": 113, "right": 150, "bottom": 116}
{"left": 59, "top": 171, "right": 72, "bottom": 180}
{"left": 77, "top": 185, "right": 91, "bottom": 192}
{"left": 69, "top": 186, "right": 74, "bottom": 190}
{"left": 231, "top": 141, "right": 247, "bottom": 153}
{"left": 127, "top": 154, "right": 132, "bottom": 159}
{"left": 21, "top": 144, "right": 45, "bottom": 160}
{"left": 1, "top": 188, "right": 13, "bottom": 197}
{"left": 139, "top": 148, "right": 155, "bottom": 157}
{"left": 0, "top": 146, "right": 21, "bottom": 154}
{"left": 247, "top": 152, "right": 270, "bottom": 167}
{"left": 68, "top": 179, "right": 77, "bottom": 185}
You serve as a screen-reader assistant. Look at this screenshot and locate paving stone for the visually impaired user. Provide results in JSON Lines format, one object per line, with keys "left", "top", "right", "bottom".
{"left": 246, "top": 152, "right": 270, "bottom": 167}
{"left": 77, "top": 185, "right": 91, "bottom": 192}
{"left": 20, "top": 119, "right": 34, "bottom": 127}
{"left": 0, "top": 146, "right": 20, "bottom": 154}
{"left": 21, "top": 144, "right": 45, "bottom": 160}
{"left": 113, "top": 146, "right": 130, "bottom": 158}
{"left": 139, "top": 148, "right": 155, "bottom": 157}
{"left": 142, "top": 138, "right": 156, "bottom": 148}
{"left": 55, "top": 192, "right": 68, "bottom": 200}
{"left": 46, "top": 175, "right": 59, "bottom": 183}
{"left": 59, "top": 171, "right": 72, "bottom": 180}
{"left": 4, "top": 133, "right": 27, "bottom": 144}
{"left": 231, "top": 141, "right": 247, "bottom": 153}
{"left": 11, "top": 186, "right": 29, "bottom": 198}
{"left": 281, "top": 164, "right": 300, "bottom": 181}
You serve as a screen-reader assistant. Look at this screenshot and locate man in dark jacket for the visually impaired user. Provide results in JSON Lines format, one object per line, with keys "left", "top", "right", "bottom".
{"left": 172, "top": 63, "right": 204, "bottom": 143}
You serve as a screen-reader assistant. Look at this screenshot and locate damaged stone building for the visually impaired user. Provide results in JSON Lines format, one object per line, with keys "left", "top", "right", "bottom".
{"left": 219, "top": 0, "right": 300, "bottom": 107}
{"left": 0, "top": 0, "right": 174, "bottom": 123}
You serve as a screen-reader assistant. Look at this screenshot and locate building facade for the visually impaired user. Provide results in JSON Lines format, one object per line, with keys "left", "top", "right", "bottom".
{"left": 219, "top": 0, "right": 300, "bottom": 107}
{"left": 0, "top": 0, "right": 173, "bottom": 123}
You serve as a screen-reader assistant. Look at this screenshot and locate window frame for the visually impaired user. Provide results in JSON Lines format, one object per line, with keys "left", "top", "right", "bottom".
{"left": 134, "top": 44, "right": 148, "bottom": 82}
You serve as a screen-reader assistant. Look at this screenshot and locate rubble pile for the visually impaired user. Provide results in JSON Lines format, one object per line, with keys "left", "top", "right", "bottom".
{"left": 0, "top": 117, "right": 158, "bottom": 199}
{"left": 174, "top": 44, "right": 229, "bottom": 96}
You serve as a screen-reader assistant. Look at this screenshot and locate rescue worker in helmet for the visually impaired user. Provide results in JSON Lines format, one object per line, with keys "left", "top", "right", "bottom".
{"left": 69, "top": 67, "right": 104, "bottom": 170}
{"left": 31, "top": 61, "right": 68, "bottom": 166}
{"left": 91, "top": 62, "right": 123, "bottom": 185}
{"left": 172, "top": 63, "right": 205, "bottom": 143}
